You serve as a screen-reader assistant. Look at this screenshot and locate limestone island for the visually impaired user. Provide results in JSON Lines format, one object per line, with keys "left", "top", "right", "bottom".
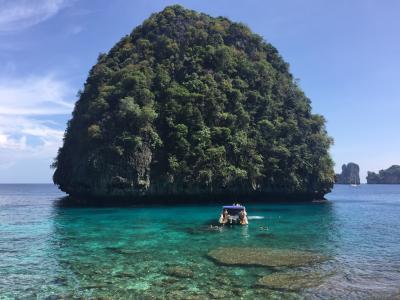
{"left": 335, "top": 162, "right": 360, "bottom": 184}
{"left": 52, "top": 5, "right": 334, "bottom": 202}
{"left": 367, "top": 165, "right": 400, "bottom": 184}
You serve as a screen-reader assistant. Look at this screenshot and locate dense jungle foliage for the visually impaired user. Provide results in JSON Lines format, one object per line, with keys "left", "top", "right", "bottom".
{"left": 53, "top": 5, "right": 334, "bottom": 199}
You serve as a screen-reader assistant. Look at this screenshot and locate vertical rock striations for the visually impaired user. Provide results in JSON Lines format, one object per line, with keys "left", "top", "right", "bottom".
{"left": 335, "top": 163, "right": 360, "bottom": 184}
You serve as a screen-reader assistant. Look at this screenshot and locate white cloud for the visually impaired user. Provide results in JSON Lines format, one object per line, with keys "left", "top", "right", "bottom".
{"left": 0, "top": 75, "right": 73, "bottom": 173}
{"left": 0, "top": 75, "right": 74, "bottom": 115}
{"left": 0, "top": 115, "right": 65, "bottom": 170}
{"left": 0, "top": 132, "right": 26, "bottom": 150}
{"left": 0, "top": 0, "right": 68, "bottom": 32}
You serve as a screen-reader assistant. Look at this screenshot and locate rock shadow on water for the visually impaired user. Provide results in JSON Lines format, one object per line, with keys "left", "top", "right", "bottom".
{"left": 105, "top": 246, "right": 144, "bottom": 256}
{"left": 53, "top": 196, "right": 140, "bottom": 208}
{"left": 53, "top": 193, "right": 329, "bottom": 209}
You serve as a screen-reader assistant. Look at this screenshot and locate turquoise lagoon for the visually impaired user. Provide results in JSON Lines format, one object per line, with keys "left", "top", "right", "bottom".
{"left": 1, "top": 184, "right": 400, "bottom": 299}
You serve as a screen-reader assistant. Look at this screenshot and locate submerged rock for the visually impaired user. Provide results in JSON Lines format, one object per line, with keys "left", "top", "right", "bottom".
{"left": 232, "top": 287, "right": 244, "bottom": 297}
{"left": 114, "top": 271, "right": 137, "bottom": 278}
{"left": 50, "top": 277, "right": 68, "bottom": 286}
{"left": 257, "top": 272, "right": 325, "bottom": 291}
{"left": 44, "top": 296, "right": 62, "bottom": 300}
{"left": 160, "top": 277, "right": 180, "bottom": 285}
{"left": 253, "top": 288, "right": 304, "bottom": 299}
{"left": 105, "top": 247, "right": 140, "bottom": 255}
{"left": 208, "top": 288, "right": 230, "bottom": 299}
{"left": 208, "top": 247, "right": 325, "bottom": 267}
{"left": 164, "top": 266, "right": 194, "bottom": 278}
{"left": 165, "top": 290, "right": 203, "bottom": 300}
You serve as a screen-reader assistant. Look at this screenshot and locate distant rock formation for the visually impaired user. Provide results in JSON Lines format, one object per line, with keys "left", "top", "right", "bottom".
{"left": 367, "top": 165, "right": 400, "bottom": 184}
{"left": 335, "top": 163, "right": 360, "bottom": 184}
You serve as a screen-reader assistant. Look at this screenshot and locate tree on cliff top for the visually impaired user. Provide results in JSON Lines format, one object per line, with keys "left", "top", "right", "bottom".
{"left": 52, "top": 5, "right": 334, "bottom": 198}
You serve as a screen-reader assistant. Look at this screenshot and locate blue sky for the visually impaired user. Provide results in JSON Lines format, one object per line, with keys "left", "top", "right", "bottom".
{"left": 0, "top": 0, "right": 399, "bottom": 183}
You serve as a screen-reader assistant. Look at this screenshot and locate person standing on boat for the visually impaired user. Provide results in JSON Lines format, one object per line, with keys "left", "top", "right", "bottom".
{"left": 239, "top": 209, "right": 248, "bottom": 225}
{"left": 219, "top": 209, "right": 229, "bottom": 224}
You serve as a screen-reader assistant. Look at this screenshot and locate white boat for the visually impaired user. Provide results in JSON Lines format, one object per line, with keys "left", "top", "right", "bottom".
{"left": 351, "top": 176, "right": 360, "bottom": 187}
{"left": 218, "top": 205, "right": 248, "bottom": 225}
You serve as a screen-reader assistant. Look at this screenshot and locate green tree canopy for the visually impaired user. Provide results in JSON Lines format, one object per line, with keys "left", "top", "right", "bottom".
{"left": 53, "top": 5, "right": 334, "bottom": 200}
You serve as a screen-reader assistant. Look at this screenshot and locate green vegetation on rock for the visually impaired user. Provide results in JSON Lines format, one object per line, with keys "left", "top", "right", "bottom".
{"left": 52, "top": 5, "right": 334, "bottom": 199}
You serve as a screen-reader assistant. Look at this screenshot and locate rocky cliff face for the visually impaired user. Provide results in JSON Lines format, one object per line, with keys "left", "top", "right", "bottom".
{"left": 335, "top": 163, "right": 360, "bottom": 184}
{"left": 52, "top": 5, "right": 334, "bottom": 201}
{"left": 367, "top": 165, "right": 400, "bottom": 184}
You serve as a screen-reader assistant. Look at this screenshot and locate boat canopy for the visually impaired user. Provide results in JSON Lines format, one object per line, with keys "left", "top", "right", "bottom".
{"left": 222, "top": 206, "right": 245, "bottom": 210}
{"left": 222, "top": 206, "right": 245, "bottom": 215}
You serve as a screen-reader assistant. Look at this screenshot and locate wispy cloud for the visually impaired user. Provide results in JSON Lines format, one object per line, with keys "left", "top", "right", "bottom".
{"left": 0, "top": 115, "right": 65, "bottom": 170}
{"left": 0, "top": 75, "right": 73, "bottom": 171}
{"left": 0, "top": 75, "right": 74, "bottom": 115}
{"left": 0, "top": 0, "right": 68, "bottom": 32}
{"left": 67, "top": 24, "right": 84, "bottom": 35}
{"left": 0, "top": 131, "right": 27, "bottom": 151}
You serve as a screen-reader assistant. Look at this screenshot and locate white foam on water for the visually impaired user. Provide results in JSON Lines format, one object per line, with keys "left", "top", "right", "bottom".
{"left": 247, "top": 216, "right": 264, "bottom": 220}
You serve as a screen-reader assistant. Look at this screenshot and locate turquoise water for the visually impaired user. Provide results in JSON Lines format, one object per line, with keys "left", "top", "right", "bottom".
{"left": 1, "top": 184, "right": 400, "bottom": 299}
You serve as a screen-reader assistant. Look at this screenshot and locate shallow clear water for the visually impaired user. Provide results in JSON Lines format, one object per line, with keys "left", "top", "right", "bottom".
{"left": 1, "top": 184, "right": 400, "bottom": 299}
